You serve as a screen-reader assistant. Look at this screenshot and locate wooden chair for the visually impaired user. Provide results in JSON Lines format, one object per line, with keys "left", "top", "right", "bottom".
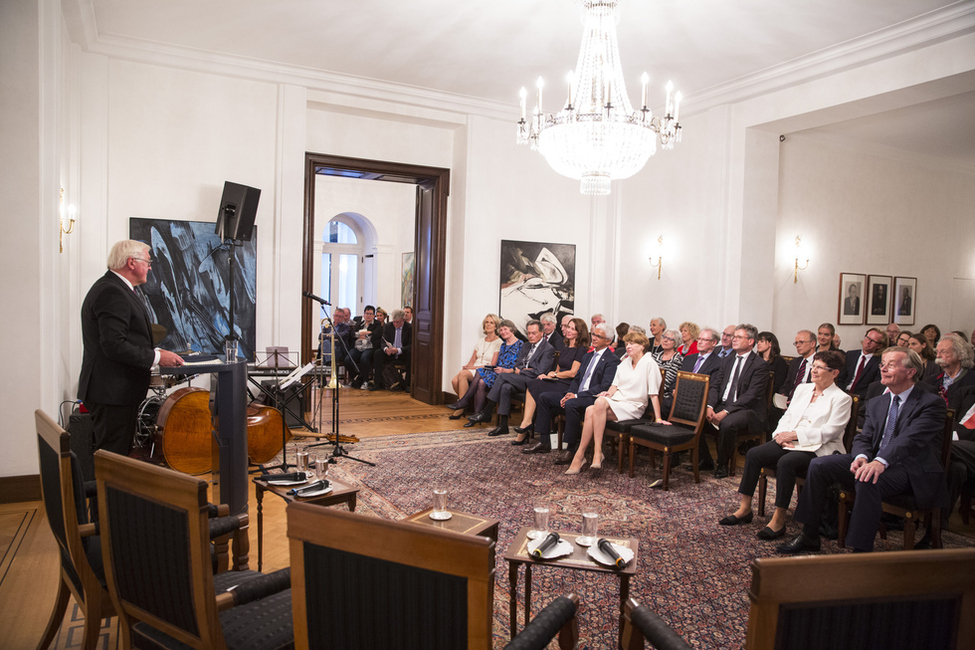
{"left": 626, "top": 372, "right": 711, "bottom": 490}
{"left": 622, "top": 550, "right": 975, "bottom": 649}
{"left": 287, "top": 502, "right": 580, "bottom": 650}
{"left": 837, "top": 411, "right": 954, "bottom": 550}
{"left": 93, "top": 450, "right": 294, "bottom": 650}
{"left": 756, "top": 395, "right": 860, "bottom": 516}
{"left": 35, "top": 409, "right": 115, "bottom": 650}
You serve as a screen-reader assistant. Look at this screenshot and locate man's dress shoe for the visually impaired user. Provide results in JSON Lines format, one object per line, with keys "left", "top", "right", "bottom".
{"left": 553, "top": 450, "right": 575, "bottom": 465}
{"left": 468, "top": 411, "right": 492, "bottom": 424}
{"left": 776, "top": 533, "right": 821, "bottom": 555}
{"left": 714, "top": 464, "right": 729, "bottom": 479}
{"left": 487, "top": 426, "right": 509, "bottom": 437}
{"left": 522, "top": 441, "right": 551, "bottom": 454}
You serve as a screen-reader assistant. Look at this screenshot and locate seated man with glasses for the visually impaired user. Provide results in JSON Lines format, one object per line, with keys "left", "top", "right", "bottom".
{"left": 837, "top": 328, "right": 888, "bottom": 399}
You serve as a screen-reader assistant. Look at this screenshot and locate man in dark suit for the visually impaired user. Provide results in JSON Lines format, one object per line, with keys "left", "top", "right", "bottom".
{"left": 669, "top": 328, "right": 722, "bottom": 415}
{"left": 701, "top": 324, "right": 769, "bottom": 478}
{"left": 79, "top": 240, "right": 184, "bottom": 456}
{"left": 523, "top": 322, "right": 621, "bottom": 459}
{"left": 838, "top": 328, "right": 886, "bottom": 398}
{"left": 933, "top": 333, "right": 975, "bottom": 411}
{"left": 540, "top": 313, "right": 565, "bottom": 351}
{"left": 369, "top": 309, "right": 412, "bottom": 391}
{"left": 469, "top": 319, "right": 555, "bottom": 435}
{"left": 778, "top": 347, "right": 948, "bottom": 553}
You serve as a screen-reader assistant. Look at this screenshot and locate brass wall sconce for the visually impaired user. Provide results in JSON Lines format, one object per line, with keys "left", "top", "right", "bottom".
{"left": 649, "top": 235, "right": 663, "bottom": 280}
{"left": 60, "top": 187, "right": 76, "bottom": 253}
{"left": 793, "top": 235, "right": 809, "bottom": 283}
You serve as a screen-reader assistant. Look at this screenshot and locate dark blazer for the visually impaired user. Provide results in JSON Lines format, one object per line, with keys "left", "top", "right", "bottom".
{"left": 544, "top": 330, "right": 565, "bottom": 351}
{"left": 352, "top": 319, "right": 384, "bottom": 350}
{"left": 380, "top": 322, "right": 412, "bottom": 358}
{"left": 512, "top": 338, "right": 555, "bottom": 379}
{"left": 707, "top": 351, "right": 769, "bottom": 420}
{"left": 859, "top": 379, "right": 936, "bottom": 429}
{"left": 839, "top": 350, "right": 881, "bottom": 398}
{"left": 568, "top": 348, "right": 621, "bottom": 399}
{"left": 852, "top": 387, "right": 948, "bottom": 509}
{"left": 936, "top": 368, "right": 975, "bottom": 413}
{"left": 779, "top": 354, "right": 815, "bottom": 399}
{"left": 680, "top": 351, "right": 721, "bottom": 382}
{"left": 767, "top": 355, "right": 789, "bottom": 396}
{"left": 78, "top": 271, "right": 156, "bottom": 406}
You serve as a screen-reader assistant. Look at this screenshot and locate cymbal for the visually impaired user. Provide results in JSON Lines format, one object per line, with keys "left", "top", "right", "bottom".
{"left": 151, "top": 323, "right": 168, "bottom": 345}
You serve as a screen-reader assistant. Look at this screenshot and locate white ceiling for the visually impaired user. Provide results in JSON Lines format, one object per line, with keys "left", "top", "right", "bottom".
{"left": 83, "top": 0, "right": 975, "bottom": 168}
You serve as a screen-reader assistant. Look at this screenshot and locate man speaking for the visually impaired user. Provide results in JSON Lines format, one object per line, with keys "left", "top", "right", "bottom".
{"left": 79, "top": 240, "right": 184, "bottom": 455}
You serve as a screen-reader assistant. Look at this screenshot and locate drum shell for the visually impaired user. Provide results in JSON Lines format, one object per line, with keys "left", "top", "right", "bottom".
{"left": 154, "top": 387, "right": 213, "bottom": 475}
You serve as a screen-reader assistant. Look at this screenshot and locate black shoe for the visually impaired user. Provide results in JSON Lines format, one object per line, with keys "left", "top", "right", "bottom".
{"left": 350, "top": 379, "right": 363, "bottom": 389}
{"left": 757, "top": 526, "right": 786, "bottom": 540}
{"left": 698, "top": 459, "right": 715, "bottom": 471}
{"left": 523, "top": 441, "right": 551, "bottom": 454}
{"left": 367, "top": 381, "right": 381, "bottom": 391}
{"left": 510, "top": 435, "right": 530, "bottom": 446}
{"left": 718, "top": 512, "right": 753, "bottom": 526}
{"left": 468, "top": 410, "right": 493, "bottom": 424}
{"left": 448, "top": 414, "right": 463, "bottom": 420}
{"left": 553, "top": 450, "right": 575, "bottom": 465}
{"left": 487, "top": 426, "right": 509, "bottom": 437}
{"left": 514, "top": 424, "right": 534, "bottom": 435}
{"left": 445, "top": 401, "right": 466, "bottom": 410}
{"left": 714, "top": 464, "right": 729, "bottom": 479}
{"left": 462, "top": 420, "right": 478, "bottom": 428}
{"left": 776, "top": 533, "right": 821, "bottom": 554}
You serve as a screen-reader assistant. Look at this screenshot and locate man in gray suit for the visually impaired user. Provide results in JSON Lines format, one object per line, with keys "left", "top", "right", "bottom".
{"left": 468, "top": 319, "right": 555, "bottom": 436}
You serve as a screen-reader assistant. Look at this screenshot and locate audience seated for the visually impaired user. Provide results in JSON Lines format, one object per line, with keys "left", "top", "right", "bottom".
{"left": 523, "top": 322, "right": 620, "bottom": 459}
{"left": 885, "top": 322, "right": 901, "bottom": 347}
{"left": 701, "top": 324, "right": 769, "bottom": 478}
{"left": 677, "top": 321, "right": 700, "bottom": 356}
{"left": 947, "top": 385, "right": 975, "bottom": 525}
{"left": 816, "top": 322, "right": 841, "bottom": 354}
{"left": 934, "top": 333, "right": 975, "bottom": 411}
{"left": 368, "top": 308, "right": 412, "bottom": 391}
{"left": 447, "top": 313, "right": 502, "bottom": 418}
{"left": 648, "top": 317, "right": 666, "bottom": 356}
{"left": 455, "top": 319, "right": 523, "bottom": 426}
{"left": 717, "top": 325, "right": 735, "bottom": 358}
{"left": 837, "top": 328, "right": 886, "bottom": 399}
{"left": 756, "top": 331, "right": 789, "bottom": 396}
{"left": 652, "top": 329, "right": 684, "bottom": 417}
{"left": 907, "top": 332, "right": 940, "bottom": 383}
{"left": 719, "top": 351, "right": 851, "bottom": 541}
{"left": 512, "top": 318, "right": 588, "bottom": 445}
{"left": 678, "top": 328, "right": 722, "bottom": 383}
{"left": 778, "top": 347, "right": 948, "bottom": 554}
{"left": 468, "top": 319, "right": 555, "bottom": 436}
{"left": 895, "top": 329, "right": 912, "bottom": 347}
{"left": 767, "top": 330, "right": 817, "bottom": 430}
{"left": 540, "top": 312, "right": 565, "bottom": 350}
{"left": 565, "top": 331, "right": 668, "bottom": 475}
{"left": 920, "top": 323, "right": 941, "bottom": 350}
{"left": 346, "top": 304, "right": 383, "bottom": 389}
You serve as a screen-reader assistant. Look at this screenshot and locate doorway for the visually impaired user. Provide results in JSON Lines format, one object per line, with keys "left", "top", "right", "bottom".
{"left": 301, "top": 153, "right": 449, "bottom": 405}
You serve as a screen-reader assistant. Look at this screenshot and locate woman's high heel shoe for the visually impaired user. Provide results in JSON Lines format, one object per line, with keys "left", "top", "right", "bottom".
{"left": 513, "top": 424, "right": 534, "bottom": 436}
{"left": 564, "top": 458, "right": 586, "bottom": 475}
{"left": 590, "top": 454, "right": 605, "bottom": 470}
{"left": 511, "top": 434, "right": 529, "bottom": 446}
{"left": 448, "top": 409, "right": 464, "bottom": 420}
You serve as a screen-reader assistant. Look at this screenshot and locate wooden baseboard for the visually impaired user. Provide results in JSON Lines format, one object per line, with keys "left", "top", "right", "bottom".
{"left": 0, "top": 475, "right": 41, "bottom": 503}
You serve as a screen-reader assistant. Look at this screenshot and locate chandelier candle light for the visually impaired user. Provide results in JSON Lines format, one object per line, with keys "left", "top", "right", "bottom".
{"left": 517, "top": 0, "right": 683, "bottom": 196}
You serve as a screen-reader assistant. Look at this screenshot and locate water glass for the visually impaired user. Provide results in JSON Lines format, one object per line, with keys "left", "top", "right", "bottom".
{"left": 224, "top": 338, "right": 238, "bottom": 362}
{"left": 430, "top": 488, "right": 451, "bottom": 520}
{"left": 315, "top": 458, "right": 329, "bottom": 480}
{"left": 529, "top": 506, "right": 550, "bottom": 539}
{"left": 578, "top": 512, "right": 599, "bottom": 546}
{"left": 296, "top": 450, "right": 309, "bottom": 474}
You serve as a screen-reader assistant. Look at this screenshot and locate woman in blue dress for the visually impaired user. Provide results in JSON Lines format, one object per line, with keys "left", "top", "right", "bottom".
{"left": 459, "top": 320, "right": 522, "bottom": 428}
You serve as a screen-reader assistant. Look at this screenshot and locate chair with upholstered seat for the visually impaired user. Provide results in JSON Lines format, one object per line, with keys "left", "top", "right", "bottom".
{"left": 287, "top": 502, "right": 580, "bottom": 650}
{"left": 626, "top": 372, "right": 710, "bottom": 490}
{"left": 35, "top": 409, "right": 115, "bottom": 650}
{"left": 622, "top": 549, "right": 975, "bottom": 649}
{"left": 93, "top": 449, "right": 294, "bottom": 650}
{"left": 604, "top": 367, "right": 669, "bottom": 473}
{"left": 836, "top": 411, "right": 954, "bottom": 550}
{"left": 755, "top": 395, "right": 860, "bottom": 517}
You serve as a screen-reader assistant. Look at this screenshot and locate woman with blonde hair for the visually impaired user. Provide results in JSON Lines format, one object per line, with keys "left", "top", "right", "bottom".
{"left": 677, "top": 322, "right": 700, "bottom": 356}
{"left": 446, "top": 314, "right": 502, "bottom": 418}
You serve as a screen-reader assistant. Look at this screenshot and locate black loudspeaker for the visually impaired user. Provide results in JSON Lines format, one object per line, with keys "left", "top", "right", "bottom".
{"left": 260, "top": 381, "right": 304, "bottom": 428}
{"left": 67, "top": 410, "right": 96, "bottom": 483}
{"left": 215, "top": 181, "right": 260, "bottom": 242}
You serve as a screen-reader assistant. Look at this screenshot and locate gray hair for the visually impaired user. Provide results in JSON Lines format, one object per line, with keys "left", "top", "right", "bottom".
{"left": 107, "top": 240, "right": 149, "bottom": 270}
{"left": 391, "top": 309, "right": 406, "bottom": 321}
{"left": 592, "top": 321, "right": 614, "bottom": 340}
{"left": 651, "top": 317, "right": 667, "bottom": 329}
{"left": 628, "top": 325, "right": 647, "bottom": 336}
{"left": 886, "top": 346, "right": 924, "bottom": 381}
{"left": 662, "top": 329, "right": 681, "bottom": 343}
{"left": 796, "top": 329, "right": 816, "bottom": 344}
{"left": 540, "top": 312, "right": 557, "bottom": 324}
{"left": 943, "top": 333, "right": 975, "bottom": 370}
{"left": 736, "top": 323, "right": 759, "bottom": 342}
{"left": 700, "top": 328, "right": 720, "bottom": 342}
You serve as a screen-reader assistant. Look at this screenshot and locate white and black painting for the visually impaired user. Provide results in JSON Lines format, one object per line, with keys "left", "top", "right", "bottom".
{"left": 130, "top": 218, "right": 258, "bottom": 359}
{"left": 499, "top": 239, "right": 575, "bottom": 337}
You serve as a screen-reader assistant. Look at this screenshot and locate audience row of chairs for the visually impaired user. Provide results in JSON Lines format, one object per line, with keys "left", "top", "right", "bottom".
{"left": 35, "top": 409, "right": 580, "bottom": 650}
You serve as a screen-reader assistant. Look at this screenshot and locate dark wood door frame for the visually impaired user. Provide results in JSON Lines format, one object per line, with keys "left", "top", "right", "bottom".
{"left": 301, "top": 153, "right": 449, "bottom": 405}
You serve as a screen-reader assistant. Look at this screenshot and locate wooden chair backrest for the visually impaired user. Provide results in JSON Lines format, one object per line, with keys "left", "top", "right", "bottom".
{"left": 668, "top": 371, "right": 710, "bottom": 429}
{"left": 840, "top": 395, "right": 860, "bottom": 453}
{"left": 287, "top": 502, "right": 495, "bottom": 650}
{"left": 94, "top": 449, "right": 223, "bottom": 650}
{"left": 746, "top": 549, "right": 975, "bottom": 649}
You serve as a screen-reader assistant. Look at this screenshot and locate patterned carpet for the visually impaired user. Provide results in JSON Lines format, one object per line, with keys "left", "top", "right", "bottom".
{"left": 300, "top": 429, "right": 975, "bottom": 649}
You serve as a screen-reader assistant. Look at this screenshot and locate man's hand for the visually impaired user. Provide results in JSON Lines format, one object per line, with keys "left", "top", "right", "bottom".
{"left": 708, "top": 408, "right": 728, "bottom": 425}
{"left": 854, "top": 459, "right": 886, "bottom": 484}
{"left": 560, "top": 392, "right": 576, "bottom": 407}
{"left": 385, "top": 347, "right": 398, "bottom": 356}
{"left": 158, "top": 350, "right": 184, "bottom": 367}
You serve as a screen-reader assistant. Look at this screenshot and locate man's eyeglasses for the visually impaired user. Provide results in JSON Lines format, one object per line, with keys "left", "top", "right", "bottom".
{"left": 794, "top": 339, "right": 814, "bottom": 346}
{"left": 132, "top": 257, "right": 153, "bottom": 268}
{"left": 865, "top": 336, "right": 884, "bottom": 346}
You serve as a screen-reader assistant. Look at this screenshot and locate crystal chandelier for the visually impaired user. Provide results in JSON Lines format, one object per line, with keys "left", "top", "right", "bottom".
{"left": 517, "top": 0, "right": 682, "bottom": 196}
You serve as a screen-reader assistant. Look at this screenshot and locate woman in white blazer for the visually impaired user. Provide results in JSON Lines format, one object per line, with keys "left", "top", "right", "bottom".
{"left": 718, "top": 351, "right": 852, "bottom": 540}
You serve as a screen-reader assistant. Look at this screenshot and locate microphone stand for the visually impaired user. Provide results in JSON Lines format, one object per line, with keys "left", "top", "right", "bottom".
{"left": 304, "top": 298, "right": 375, "bottom": 467}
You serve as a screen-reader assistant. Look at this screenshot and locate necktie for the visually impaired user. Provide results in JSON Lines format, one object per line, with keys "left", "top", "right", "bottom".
{"left": 938, "top": 373, "right": 950, "bottom": 406}
{"left": 849, "top": 355, "right": 866, "bottom": 391}
{"left": 788, "top": 358, "right": 807, "bottom": 399}
{"left": 693, "top": 355, "right": 705, "bottom": 373}
{"left": 725, "top": 356, "right": 743, "bottom": 402}
{"left": 393, "top": 326, "right": 402, "bottom": 353}
{"left": 523, "top": 344, "right": 536, "bottom": 368}
{"left": 579, "top": 352, "right": 599, "bottom": 392}
{"left": 878, "top": 395, "right": 900, "bottom": 454}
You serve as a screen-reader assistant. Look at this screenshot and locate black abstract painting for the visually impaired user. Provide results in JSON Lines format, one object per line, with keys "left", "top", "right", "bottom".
{"left": 499, "top": 239, "right": 575, "bottom": 337}
{"left": 129, "top": 218, "right": 257, "bottom": 359}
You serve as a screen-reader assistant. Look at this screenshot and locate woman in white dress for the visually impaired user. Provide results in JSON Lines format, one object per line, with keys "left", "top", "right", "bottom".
{"left": 446, "top": 314, "right": 502, "bottom": 418}
{"left": 718, "top": 351, "right": 851, "bottom": 540}
{"left": 566, "top": 331, "right": 670, "bottom": 474}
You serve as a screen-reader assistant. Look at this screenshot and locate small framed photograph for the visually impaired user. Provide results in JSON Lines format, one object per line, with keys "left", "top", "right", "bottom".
{"left": 838, "top": 273, "right": 866, "bottom": 325}
{"left": 893, "top": 276, "right": 917, "bottom": 326}
{"left": 865, "top": 275, "right": 893, "bottom": 325}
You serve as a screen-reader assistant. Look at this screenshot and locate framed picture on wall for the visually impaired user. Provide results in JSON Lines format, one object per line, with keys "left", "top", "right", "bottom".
{"left": 401, "top": 252, "right": 415, "bottom": 308}
{"left": 865, "top": 275, "right": 893, "bottom": 325}
{"left": 837, "top": 272, "right": 866, "bottom": 325}
{"left": 499, "top": 239, "right": 575, "bottom": 337}
{"left": 893, "top": 276, "right": 917, "bottom": 326}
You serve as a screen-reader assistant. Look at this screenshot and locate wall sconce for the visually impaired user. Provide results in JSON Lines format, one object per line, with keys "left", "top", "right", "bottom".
{"left": 648, "top": 235, "right": 664, "bottom": 280}
{"left": 793, "top": 235, "right": 809, "bottom": 283}
{"left": 60, "top": 187, "right": 76, "bottom": 253}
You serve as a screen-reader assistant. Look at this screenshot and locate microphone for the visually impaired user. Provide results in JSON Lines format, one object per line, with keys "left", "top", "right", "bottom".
{"left": 303, "top": 291, "right": 331, "bottom": 305}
